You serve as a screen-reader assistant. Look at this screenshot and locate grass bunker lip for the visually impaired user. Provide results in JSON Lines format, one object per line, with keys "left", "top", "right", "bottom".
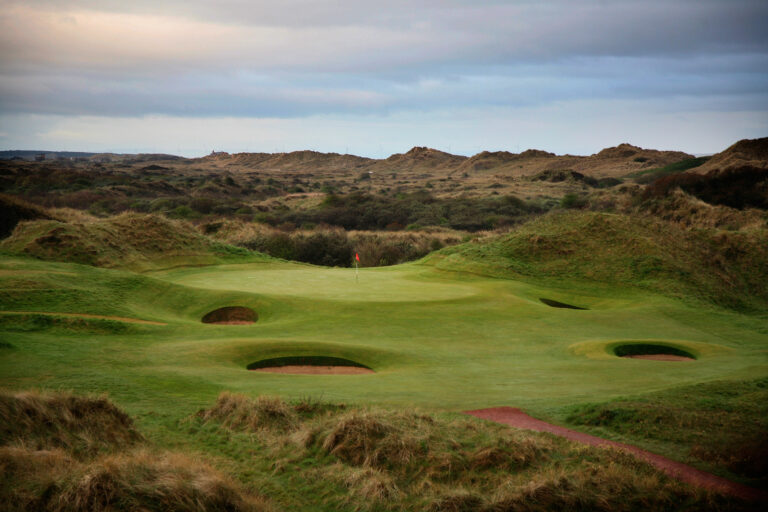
{"left": 613, "top": 343, "right": 696, "bottom": 361}
{"left": 247, "top": 356, "right": 374, "bottom": 375}
{"left": 539, "top": 298, "right": 588, "bottom": 310}
{"left": 201, "top": 306, "right": 257, "bottom": 325}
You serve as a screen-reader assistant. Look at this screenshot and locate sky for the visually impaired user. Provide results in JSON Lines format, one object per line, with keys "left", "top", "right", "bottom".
{"left": 0, "top": 0, "right": 767, "bottom": 158}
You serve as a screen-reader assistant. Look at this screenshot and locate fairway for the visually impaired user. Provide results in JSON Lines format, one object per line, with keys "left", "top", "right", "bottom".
{"left": 3, "top": 256, "right": 767, "bottom": 419}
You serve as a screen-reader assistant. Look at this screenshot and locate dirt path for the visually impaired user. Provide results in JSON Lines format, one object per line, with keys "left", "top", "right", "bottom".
{"left": 465, "top": 406, "right": 767, "bottom": 502}
{"left": 0, "top": 311, "right": 167, "bottom": 325}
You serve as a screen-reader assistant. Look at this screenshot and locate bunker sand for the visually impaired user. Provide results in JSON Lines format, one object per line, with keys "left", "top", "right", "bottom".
{"left": 465, "top": 406, "right": 767, "bottom": 502}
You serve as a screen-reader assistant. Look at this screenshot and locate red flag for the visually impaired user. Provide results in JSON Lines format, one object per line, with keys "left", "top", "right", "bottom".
{"left": 355, "top": 253, "right": 360, "bottom": 262}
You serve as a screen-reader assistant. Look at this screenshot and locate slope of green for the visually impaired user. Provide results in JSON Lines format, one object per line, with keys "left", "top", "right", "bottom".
{"left": 424, "top": 211, "right": 768, "bottom": 310}
{"left": 0, "top": 212, "right": 266, "bottom": 271}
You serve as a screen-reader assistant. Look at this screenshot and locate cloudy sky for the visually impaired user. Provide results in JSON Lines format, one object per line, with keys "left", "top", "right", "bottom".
{"left": 1, "top": 0, "right": 766, "bottom": 157}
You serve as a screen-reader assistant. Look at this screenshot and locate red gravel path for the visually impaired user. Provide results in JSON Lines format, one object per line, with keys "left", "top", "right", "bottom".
{"left": 465, "top": 406, "right": 767, "bottom": 502}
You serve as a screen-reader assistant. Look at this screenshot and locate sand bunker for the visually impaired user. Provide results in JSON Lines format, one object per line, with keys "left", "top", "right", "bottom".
{"left": 614, "top": 343, "right": 695, "bottom": 361}
{"left": 539, "top": 298, "right": 588, "bottom": 310}
{"left": 201, "top": 306, "right": 257, "bottom": 325}
{"left": 247, "top": 356, "right": 373, "bottom": 374}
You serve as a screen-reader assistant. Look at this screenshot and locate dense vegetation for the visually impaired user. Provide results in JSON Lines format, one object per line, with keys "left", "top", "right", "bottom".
{"left": 644, "top": 166, "right": 768, "bottom": 210}
{"left": 256, "top": 191, "right": 545, "bottom": 231}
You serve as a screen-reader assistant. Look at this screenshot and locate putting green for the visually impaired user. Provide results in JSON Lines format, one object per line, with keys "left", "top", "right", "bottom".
{"left": 1, "top": 256, "right": 767, "bottom": 419}
{"left": 151, "top": 262, "right": 479, "bottom": 302}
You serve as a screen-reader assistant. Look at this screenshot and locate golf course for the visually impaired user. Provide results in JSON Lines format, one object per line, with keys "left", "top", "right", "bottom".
{"left": 3, "top": 252, "right": 766, "bottom": 413}
{"left": 2, "top": 207, "right": 768, "bottom": 511}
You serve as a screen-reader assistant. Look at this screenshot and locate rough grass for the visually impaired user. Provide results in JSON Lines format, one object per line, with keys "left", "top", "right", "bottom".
{"left": 0, "top": 390, "right": 269, "bottom": 512}
{"left": 0, "top": 447, "right": 269, "bottom": 512}
{"left": 195, "top": 393, "right": 750, "bottom": 511}
{"left": 566, "top": 377, "right": 768, "bottom": 488}
{"left": 426, "top": 210, "right": 768, "bottom": 310}
{"left": 0, "top": 390, "right": 143, "bottom": 458}
{"left": 0, "top": 212, "right": 262, "bottom": 271}
{"left": 626, "top": 156, "right": 710, "bottom": 184}
{"left": 0, "top": 313, "right": 133, "bottom": 334}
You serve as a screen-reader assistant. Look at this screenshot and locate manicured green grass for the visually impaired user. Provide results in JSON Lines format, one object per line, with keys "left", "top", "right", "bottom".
{"left": 1, "top": 249, "right": 767, "bottom": 503}
{"left": 2, "top": 253, "right": 766, "bottom": 415}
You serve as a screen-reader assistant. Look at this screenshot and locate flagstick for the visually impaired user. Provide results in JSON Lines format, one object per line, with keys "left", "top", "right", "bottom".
{"left": 355, "top": 259, "right": 358, "bottom": 282}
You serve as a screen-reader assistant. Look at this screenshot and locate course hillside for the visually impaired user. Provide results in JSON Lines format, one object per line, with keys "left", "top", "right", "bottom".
{"left": 694, "top": 137, "right": 768, "bottom": 173}
{"left": 424, "top": 211, "right": 768, "bottom": 310}
{"left": 0, "top": 213, "right": 263, "bottom": 271}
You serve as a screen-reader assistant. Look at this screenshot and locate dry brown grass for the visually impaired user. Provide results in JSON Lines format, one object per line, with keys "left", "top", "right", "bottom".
{"left": 0, "top": 390, "right": 142, "bottom": 458}
{"left": 344, "top": 467, "right": 400, "bottom": 503}
{"left": 197, "top": 393, "right": 754, "bottom": 512}
{"left": 0, "top": 447, "right": 269, "bottom": 512}
{"left": 0, "top": 390, "right": 270, "bottom": 512}
{"left": 56, "top": 449, "right": 268, "bottom": 512}
{"left": 197, "top": 392, "right": 299, "bottom": 433}
{"left": 320, "top": 411, "right": 429, "bottom": 469}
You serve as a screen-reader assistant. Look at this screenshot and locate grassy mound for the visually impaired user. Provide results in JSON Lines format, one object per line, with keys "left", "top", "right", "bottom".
{"left": 195, "top": 393, "right": 749, "bottom": 511}
{"left": 0, "top": 256, "right": 266, "bottom": 327}
{"left": 0, "top": 212, "right": 262, "bottom": 271}
{"left": 566, "top": 377, "right": 768, "bottom": 489}
{"left": 426, "top": 211, "right": 768, "bottom": 310}
{"left": 0, "top": 390, "right": 142, "bottom": 458}
{"left": 0, "top": 447, "right": 268, "bottom": 512}
{"left": 0, "top": 390, "right": 268, "bottom": 512}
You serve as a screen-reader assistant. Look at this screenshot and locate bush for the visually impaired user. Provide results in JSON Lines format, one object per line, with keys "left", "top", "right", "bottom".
{"left": 560, "top": 193, "right": 588, "bottom": 209}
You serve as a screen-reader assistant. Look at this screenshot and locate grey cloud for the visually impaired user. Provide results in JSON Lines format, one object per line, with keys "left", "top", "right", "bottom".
{"left": 0, "top": 1, "right": 766, "bottom": 119}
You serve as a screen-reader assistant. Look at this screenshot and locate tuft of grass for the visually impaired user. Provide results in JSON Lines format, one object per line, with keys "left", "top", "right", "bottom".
{"left": 56, "top": 450, "right": 268, "bottom": 512}
{"left": 194, "top": 393, "right": 751, "bottom": 511}
{"left": 0, "top": 390, "right": 269, "bottom": 512}
{"left": 0, "top": 390, "right": 143, "bottom": 458}
{"left": 197, "top": 392, "right": 300, "bottom": 433}
{"left": 0, "top": 447, "right": 269, "bottom": 512}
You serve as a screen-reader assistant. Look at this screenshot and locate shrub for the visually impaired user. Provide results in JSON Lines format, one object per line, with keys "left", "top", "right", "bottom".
{"left": 560, "top": 193, "right": 588, "bottom": 209}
